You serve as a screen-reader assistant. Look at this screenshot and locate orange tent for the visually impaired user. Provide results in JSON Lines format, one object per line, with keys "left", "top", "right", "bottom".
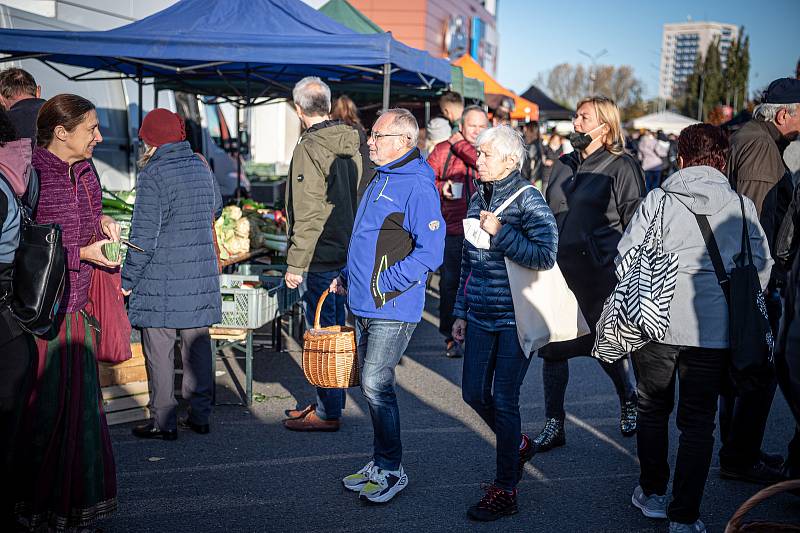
{"left": 453, "top": 55, "right": 539, "bottom": 121}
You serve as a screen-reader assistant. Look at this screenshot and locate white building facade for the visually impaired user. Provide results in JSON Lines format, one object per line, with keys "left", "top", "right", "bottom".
{"left": 659, "top": 21, "right": 739, "bottom": 101}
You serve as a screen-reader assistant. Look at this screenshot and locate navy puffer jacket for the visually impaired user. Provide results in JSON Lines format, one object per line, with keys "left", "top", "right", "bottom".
{"left": 454, "top": 171, "right": 558, "bottom": 330}
{"left": 122, "top": 141, "right": 223, "bottom": 328}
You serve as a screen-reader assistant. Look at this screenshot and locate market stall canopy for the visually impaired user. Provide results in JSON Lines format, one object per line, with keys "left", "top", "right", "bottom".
{"left": 0, "top": 0, "right": 451, "bottom": 105}
{"left": 319, "top": 0, "right": 483, "bottom": 102}
{"left": 520, "top": 85, "right": 573, "bottom": 121}
{"left": 629, "top": 111, "right": 700, "bottom": 135}
{"left": 452, "top": 54, "right": 538, "bottom": 121}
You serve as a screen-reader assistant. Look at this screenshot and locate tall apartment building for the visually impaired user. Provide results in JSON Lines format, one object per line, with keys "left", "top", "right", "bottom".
{"left": 659, "top": 21, "right": 739, "bottom": 101}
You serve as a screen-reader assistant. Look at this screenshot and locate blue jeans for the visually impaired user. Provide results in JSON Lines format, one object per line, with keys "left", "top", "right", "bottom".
{"left": 300, "top": 270, "right": 346, "bottom": 420}
{"left": 356, "top": 317, "right": 416, "bottom": 471}
{"left": 462, "top": 322, "right": 532, "bottom": 490}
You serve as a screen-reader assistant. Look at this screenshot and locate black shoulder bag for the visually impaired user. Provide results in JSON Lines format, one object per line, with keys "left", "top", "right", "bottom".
{"left": 0, "top": 174, "right": 65, "bottom": 335}
{"left": 694, "top": 194, "right": 774, "bottom": 392}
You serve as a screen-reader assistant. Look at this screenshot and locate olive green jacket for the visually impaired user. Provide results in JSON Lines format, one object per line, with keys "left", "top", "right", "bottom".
{"left": 286, "top": 120, "right": 362, "bottom": 275}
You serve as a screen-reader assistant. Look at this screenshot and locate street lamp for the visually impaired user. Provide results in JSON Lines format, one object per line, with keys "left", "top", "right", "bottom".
{"left": 579, "top": 48, "right": 608, "bottom": 96}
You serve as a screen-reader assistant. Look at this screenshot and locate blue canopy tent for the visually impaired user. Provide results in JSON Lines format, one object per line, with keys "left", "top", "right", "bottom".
{"left": 0, "top": 0, "right": 451, "bottom": 112}
{"left": 0, "top": 0, "right": 450, "bottom": 193}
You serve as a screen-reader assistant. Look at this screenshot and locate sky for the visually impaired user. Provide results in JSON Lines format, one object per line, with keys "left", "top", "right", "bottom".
{"left": 496, "top": 0, "right": 799, "bottom": 100}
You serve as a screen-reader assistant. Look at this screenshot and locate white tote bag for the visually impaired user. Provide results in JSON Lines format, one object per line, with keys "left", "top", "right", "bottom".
{"left": 494, "top": 186, "right": 591, "bottom": 357}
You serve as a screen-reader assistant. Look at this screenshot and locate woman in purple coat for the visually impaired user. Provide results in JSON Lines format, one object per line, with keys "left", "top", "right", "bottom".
{"left": 16, "top": 94, "right": 119, "bottom": 531}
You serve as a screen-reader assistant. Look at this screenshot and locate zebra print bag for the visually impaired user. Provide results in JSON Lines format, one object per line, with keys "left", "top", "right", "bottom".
{"left": 593, "top": 194, "right": 679, "bottom": 363}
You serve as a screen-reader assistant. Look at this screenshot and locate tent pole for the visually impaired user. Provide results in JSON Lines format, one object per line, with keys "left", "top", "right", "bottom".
{"left": 136, "top": 65, "right": 143, "bottom": 179}
{"left": 425, "top": 101, "right": 430, "bottom": 126}
{"left": 382, "top": 62, "right": 391, "bottom": 112}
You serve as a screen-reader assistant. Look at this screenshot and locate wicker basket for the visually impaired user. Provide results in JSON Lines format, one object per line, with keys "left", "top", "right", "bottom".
{"left": 725, "top": 479, "right": 800, "bottom": 532}
{"left": 302, "top": 289, "right": 359, "bottom": 388}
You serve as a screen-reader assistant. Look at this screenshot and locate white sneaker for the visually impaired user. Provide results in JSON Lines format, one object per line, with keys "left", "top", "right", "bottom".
{"left": 631, "top": 485, "right": 668, "bottom": 519}
{"left": 342, "top": 460, "right": 375, "bottom": 492}
{"left": 358, "top": 465, "right": 408, "bottom": 503}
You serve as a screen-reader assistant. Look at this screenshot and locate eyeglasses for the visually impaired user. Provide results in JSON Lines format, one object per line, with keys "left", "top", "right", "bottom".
{"left": 369, "top": 131, "right": 407, "bottom": 142}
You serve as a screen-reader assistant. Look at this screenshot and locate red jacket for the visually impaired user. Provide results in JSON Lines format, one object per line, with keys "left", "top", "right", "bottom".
{"left": 427, "top": 139, "right": 478, "bottom": 235}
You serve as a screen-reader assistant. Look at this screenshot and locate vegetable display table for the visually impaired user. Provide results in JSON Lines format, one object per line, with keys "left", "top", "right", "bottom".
{"left": 210, "top": 327, "right": 254, "bottom": 406}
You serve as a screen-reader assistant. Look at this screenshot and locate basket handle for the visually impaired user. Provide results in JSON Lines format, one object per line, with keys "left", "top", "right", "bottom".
{"left": 724, "top": 479, "right": 800, "bottom": 532}
{"left": 313, "top": 289, "right": 329, "bottom": 329}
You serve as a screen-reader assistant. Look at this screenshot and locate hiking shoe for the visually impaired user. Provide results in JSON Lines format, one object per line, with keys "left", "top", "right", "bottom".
{"left": 446, "top": 340, "right": 463, "bottom": 358}
{"left": 631, "top": 485, "right": 667, "bottom": 519}
{"left": 467, "top": 484, "right": 518, "bottom": 521}
{"left": 532, "top": 418, "right": 565, "bottom": 453}
{"left": 342, "top": 461, "right": 375, "bottom": 492}
{"left": 720, "top": 459, "right": 786, "bottom": 485}
{"left": 359, "top": 465, "right": 408, "bottom": 503}
{"left": 517, "top": 434, "right": 535, "bottom": 482}
{"left": 620, "top": 398, "right": 638, "bottom": 437}
{"left": 669, "top": 519, "right": 706, "bottom": 533}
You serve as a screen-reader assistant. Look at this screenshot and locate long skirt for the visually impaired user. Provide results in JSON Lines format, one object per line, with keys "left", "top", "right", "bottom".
{"left": 15, "top": 310, "right": 117, "bottom": 531}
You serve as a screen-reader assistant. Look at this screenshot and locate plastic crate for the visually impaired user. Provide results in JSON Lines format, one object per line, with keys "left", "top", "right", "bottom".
{"left": 235, "top": 264, "right": 301, "bottom": 314}
{"left": 215, "top": 274, "right": 278, "bottom": 329}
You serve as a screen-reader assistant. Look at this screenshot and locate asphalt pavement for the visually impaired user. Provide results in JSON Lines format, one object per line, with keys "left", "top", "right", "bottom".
{"left": 101, "top": 290, "right": 799, "bottom": 533}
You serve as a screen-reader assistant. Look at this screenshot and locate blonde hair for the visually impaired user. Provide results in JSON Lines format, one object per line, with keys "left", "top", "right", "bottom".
{"left": 576, "top": 96, "right": 625, "bottom": 156}
{"left": 137, "top": 143, "right": 157, "bottom": 168}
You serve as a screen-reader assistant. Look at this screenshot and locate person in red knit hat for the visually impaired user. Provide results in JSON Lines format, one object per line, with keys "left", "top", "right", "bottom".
{"left": 124, "top": 107, "right": 223, "bottom": 441}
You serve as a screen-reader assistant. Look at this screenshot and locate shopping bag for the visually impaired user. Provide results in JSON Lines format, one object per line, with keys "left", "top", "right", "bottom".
{"left": 506, "top": 258, "right": 590, "bottom": 357}
{"left": 86, "top": 266, "right": 132, "bottom": 364}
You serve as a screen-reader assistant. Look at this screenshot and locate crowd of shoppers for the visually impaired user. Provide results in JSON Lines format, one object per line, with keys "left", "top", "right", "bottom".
{"left": 2, "top": 63, "right": 799, "bottom": 533}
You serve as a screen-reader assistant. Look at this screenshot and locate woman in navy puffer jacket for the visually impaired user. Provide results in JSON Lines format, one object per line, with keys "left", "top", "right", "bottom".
{"left": 452, "top": 126, "right": 557, "bottom": 521}
{"left": 122, "top": 109, "right": 222, "bottom": 440}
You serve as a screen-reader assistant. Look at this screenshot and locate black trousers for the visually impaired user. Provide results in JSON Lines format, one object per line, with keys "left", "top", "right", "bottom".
{"left": 439, "top": 234, "right": 463, "bottom": 340}
{"left": 0, "top": 326, "right": 35, "bottom": 530}
{"left": 632, "top": 342, "right": 727, "bottom": 524}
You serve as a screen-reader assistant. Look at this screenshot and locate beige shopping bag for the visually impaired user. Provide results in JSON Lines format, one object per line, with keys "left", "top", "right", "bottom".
{"left": 505, "top": 258, "right": 590, "bottom": 357}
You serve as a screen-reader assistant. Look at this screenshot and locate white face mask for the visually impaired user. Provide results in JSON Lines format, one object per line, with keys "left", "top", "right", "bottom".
{"left": 463, "top": 218, "right": 492, "bottom": 249}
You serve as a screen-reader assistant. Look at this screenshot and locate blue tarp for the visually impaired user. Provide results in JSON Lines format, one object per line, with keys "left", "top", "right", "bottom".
{"left": 0, "top": 0, "right": 450, "bottom": 100}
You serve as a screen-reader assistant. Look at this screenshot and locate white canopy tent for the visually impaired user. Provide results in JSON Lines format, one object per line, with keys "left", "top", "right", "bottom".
{"left": 629, "top": 111, "right": 700, "bottom": 135}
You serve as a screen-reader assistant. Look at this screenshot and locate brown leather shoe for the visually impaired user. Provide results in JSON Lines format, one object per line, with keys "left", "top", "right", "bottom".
{"left": 283, "top": 411, "right": 340, "bottom": 432}
{"left": 284, "top": 403, "right": 316, "bottom": 420}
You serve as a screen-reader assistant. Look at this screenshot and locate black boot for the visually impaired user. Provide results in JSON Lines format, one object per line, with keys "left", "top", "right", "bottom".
{"left": 620, "top": 397, "right": 638, "bottom": 437}
{"left": 532, "top": 418, "right": 565, "bottom": 453}
{"left": 467, "top": 485, "right": 518, "bottom": 521}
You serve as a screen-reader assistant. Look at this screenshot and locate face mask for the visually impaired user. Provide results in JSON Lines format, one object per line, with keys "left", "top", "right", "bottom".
{"left": 463, "top": 218, "right": 491, "bottom": 249}
{"left": 568, "top": 123, "right": 605, "bottom": 151}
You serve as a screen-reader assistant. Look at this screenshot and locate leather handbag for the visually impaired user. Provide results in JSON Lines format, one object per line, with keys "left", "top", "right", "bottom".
{"left": 0, "top": 173, "right": 65, "bottom": 335}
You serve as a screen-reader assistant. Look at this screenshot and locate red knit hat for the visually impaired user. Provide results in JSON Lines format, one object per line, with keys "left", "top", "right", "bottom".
{"left": 139, "top": 108, "right": 186, "bottom": 147}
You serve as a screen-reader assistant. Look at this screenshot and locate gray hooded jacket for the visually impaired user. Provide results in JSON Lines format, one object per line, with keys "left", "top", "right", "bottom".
{"left": 617, "top": 166, "right": 773, "bottom": 349}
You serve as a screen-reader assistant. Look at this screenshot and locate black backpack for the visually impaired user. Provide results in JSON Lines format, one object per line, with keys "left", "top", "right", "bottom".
{"left": 695, "top": 194, "right": 775, "bottom": 392}
{"left": 0, "top": 173, "right": 65, "bottom": 335}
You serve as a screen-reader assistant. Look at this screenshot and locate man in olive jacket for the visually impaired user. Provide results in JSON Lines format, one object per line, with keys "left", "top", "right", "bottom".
{"left": 283, "top": 77, "right": 362, "bottom": 432}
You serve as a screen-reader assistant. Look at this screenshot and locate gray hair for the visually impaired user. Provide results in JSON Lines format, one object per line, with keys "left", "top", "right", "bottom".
{"left": 753, "top": 102, "right": 799, "bottom": 123}
{"left": 379, "top": 108, "right": 419, "bottom": 147}
{"left": 476, "top": 125, "right": 526, "bottom": 171}
{"left": 292, "top": 76, "right": 331, "bottom": 117}
{"left": 461, "top": 104, "right": 488, "bottom": 125}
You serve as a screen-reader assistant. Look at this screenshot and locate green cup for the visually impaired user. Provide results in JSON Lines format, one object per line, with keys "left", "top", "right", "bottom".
{"left": 102, "top": 241, "right": 122, "bottom": 262}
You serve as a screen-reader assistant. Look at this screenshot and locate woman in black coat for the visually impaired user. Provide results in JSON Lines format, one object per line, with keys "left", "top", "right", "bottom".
{"left": 537, "top": 96, "right": 645, "bottom": 451}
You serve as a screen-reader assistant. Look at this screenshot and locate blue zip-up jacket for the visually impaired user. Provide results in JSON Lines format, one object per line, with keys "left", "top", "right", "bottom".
{"left": 344, "top": 148, "right": 445, "bottom": 323}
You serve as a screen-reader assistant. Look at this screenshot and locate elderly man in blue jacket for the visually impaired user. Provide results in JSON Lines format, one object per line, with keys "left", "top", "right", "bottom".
{"left": 331, "top": 108, "right": 444, "bottom": 504}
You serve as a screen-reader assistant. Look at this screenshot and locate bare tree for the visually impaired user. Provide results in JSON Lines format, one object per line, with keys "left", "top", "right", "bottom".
{"left": 536, "top": 63, "right": 643, "bottom": 111}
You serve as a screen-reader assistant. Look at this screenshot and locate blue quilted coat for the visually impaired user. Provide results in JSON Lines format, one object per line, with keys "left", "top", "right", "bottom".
{"left": 122, "top": 141, "right": 223, "bottom": 328}
{"left": 454, "top": 170, "right": 558, "bottom": 330}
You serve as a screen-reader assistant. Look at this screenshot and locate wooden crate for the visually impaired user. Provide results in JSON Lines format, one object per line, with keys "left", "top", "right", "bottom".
{"left": 99, "top": 342, "right": 148, "bottom": 387}
{"left": 102, "top": 380, "right": 150, "bottom": 426}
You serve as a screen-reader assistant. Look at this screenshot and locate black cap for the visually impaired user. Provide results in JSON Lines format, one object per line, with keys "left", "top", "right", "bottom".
{"left": 763, "top": 77, "right": 800, "bottom": 104}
